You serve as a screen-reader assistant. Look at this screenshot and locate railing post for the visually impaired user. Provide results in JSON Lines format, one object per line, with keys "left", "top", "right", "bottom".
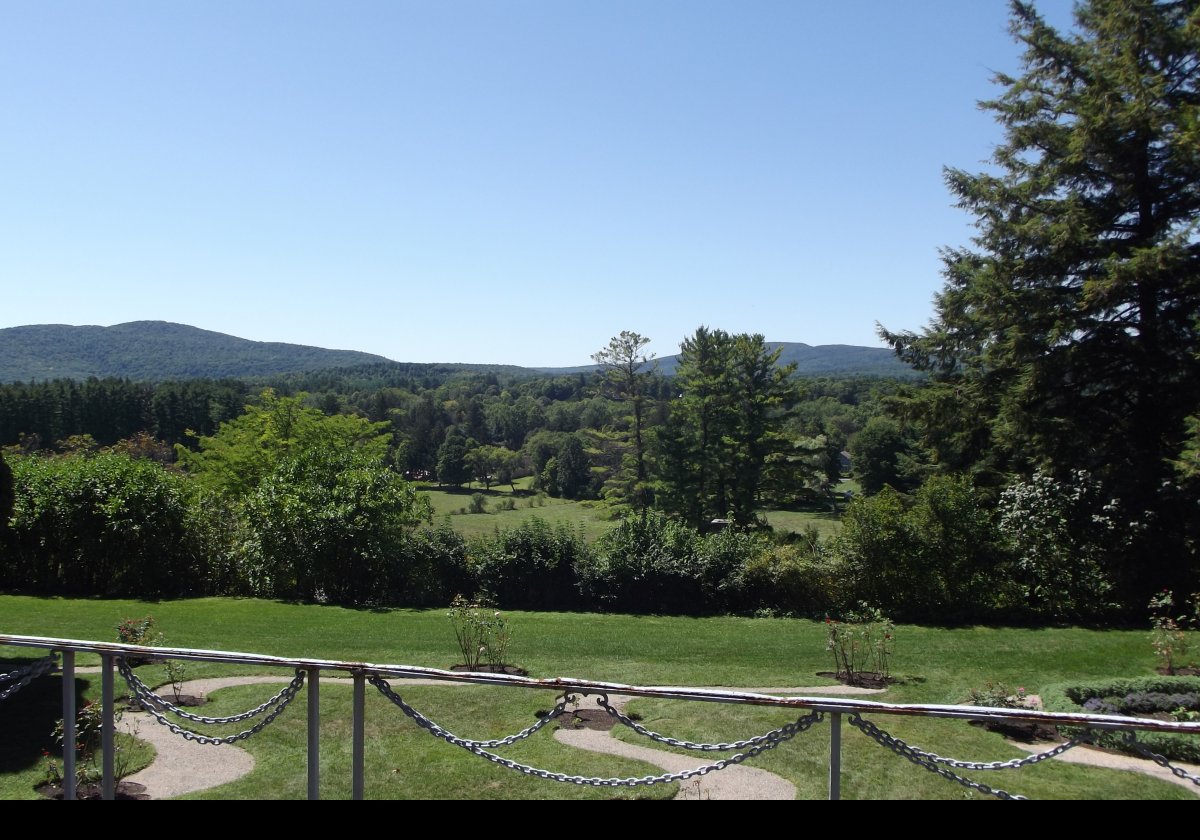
{"left": 829, "top": 712, "right": 842, "bottom": 801}
{"left": 101, "top": 654, "right": 115, "bottom": 800}
{"left": 61, "top": 650, "right": 76, "bottom": 800}
{"left": 307, "top": 667, "right": 320, "bottom": 800}
{"left": 352, "top": 672, "right": 365, "bottom": 800}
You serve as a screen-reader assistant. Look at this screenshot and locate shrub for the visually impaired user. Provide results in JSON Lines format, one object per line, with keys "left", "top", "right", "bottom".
{"left": 738, "top": 528, "right": 848, "bottom": 616}
{"left": 1042, "top": 676, "right": 1200, "bottom": 763}
{"left": 6, "top": 452, "right": 202, "bottom": 596}
{"left": 825, "top": 603, "right": 894, "bottom": 684}
{"left": 577, "top": 513, "right": 701, "bottom": 614}
{"left": 467, "top": 518, "right": 586, "bottom": 610}
{"left": 447, "top": 595, "right": 513, "bottom": 670}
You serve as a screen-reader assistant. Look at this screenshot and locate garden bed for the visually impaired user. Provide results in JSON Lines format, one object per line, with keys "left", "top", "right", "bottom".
{"left": 1042, "top": 676, "right": 1200, "bottom": 763}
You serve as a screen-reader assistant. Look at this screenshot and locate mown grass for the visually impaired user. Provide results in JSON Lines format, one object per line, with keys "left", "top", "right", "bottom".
{"left": 417, "top": 482, "right": 617, "bottom": 541}
{"left": 1, "top": 595, "right": 1192, "bottom": 799}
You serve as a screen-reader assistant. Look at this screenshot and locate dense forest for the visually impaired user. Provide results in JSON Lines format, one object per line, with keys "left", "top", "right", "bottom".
{"left": 2, "top": 0, "right": 1198, "bottom": 624}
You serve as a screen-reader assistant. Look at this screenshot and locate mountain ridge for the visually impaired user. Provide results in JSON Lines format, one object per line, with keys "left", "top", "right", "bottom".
{"left": 0, "top": 321, "right": 918, "bottom": 382}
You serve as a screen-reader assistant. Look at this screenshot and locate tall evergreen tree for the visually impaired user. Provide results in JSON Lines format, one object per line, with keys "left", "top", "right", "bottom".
{"left": 592, "top": 331, "right": 657, "bottom": 513}
{"left": 657, "top": 328, "right": 795, "bottom": 528}
{"left": 881, "top": 0, "right": 1200, "bottom": 594}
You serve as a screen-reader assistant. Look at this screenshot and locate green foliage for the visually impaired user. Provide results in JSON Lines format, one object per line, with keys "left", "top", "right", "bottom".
{"left": 176, "top": 389, "right": 392, "bottom": 497}
{"left": 880, "top": 0, "right": 1200, "bottom": 596}
{"left": 5, "top": 452, "right": 202, "bottom": 596}
{"left": 115, "top": 615, "right": 157, "bottom": 646}
{"left": 966, "top": 681, "right": 1029, "bottom": 710}
{"left": 1148, "top": 589, "right": 1198, "bottom": 675}
{"left": 0, "top": 450, "right": 12, "bottom": 534}
{"left": 834, "top": 476, "right": 1009, "bottom": 620}
{"left": 467, "top": 518, "right": 587, "bottom": 610}
{"left": 467, "top": 492, "right": 488, "bottom": 514}
{"left": 549, "top": 435, "right": 591, "bottom": 500}
{"left": 997, "top": 470, "right": 1119, "bottom": 620}
{"left": 447, "top": 595, "right": 514, "bottom": 670}
{"left": 848, "top": 415, "right": 922, "bottom": 495}
{"left": 825, "top": 604, "right": 894, "bottom": 684}
{"left": 738, "top": 531, "right": 848, "bottom": 616}
{"left": 578, "top": 513, "right": 761, "bottom": 614}
{"left": 436, "top": 427, "right": 473, "bottom": 487}
{"left": 240, "top": 448, "right": 431, "bottom": 604}
{"left": 592, "top": 331, "right": 656, "bottom": 512}
{"left": 1044, "top": 676, "right": 1200, "bottom": 764}
{"left": 656, "top": 328, "right": 797, "bottom": 528}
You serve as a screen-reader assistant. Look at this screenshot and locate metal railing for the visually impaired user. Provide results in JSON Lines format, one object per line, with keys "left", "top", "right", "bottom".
{"left": 2, "top": 633, "right": 1198, "bottom": 800}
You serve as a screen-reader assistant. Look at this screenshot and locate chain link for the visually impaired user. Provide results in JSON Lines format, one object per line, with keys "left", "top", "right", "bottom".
{"left": 118, "top": 658, "right": 305, "bottom": 725}
{"left": 596, "top": 693, "right": 813, "bottom": 753}
{"left": 370, "top": 675, "right": 572, "bottom": 748}
{"left": 849, "top": 714, "right": 1026, "bottom": 800}
{"left": 1123, "top": 733, "right": 1200, "bottom": 786}
{"left": 123, "top": 662, "right": 306, "bottom": 745}
{"left": 370, "top": 675, "right": 823, "bottom": 787}
{"left": 0, "top": 654, "right": 59, "bottom": 701}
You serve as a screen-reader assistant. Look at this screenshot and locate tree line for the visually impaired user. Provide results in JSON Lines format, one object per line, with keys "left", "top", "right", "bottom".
{"left": 2, "top": 1, "right": 1197, "bottom": 620}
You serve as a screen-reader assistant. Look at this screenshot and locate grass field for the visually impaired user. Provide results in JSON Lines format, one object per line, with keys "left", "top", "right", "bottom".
{"left": 1, "top": 595, "right": 1192, "bottom": 799}
{"left": 418, "top": 479, "right": 848, "bottom": 541}
{"left": 418, "top": 482, "right": 617, "bottom": 541}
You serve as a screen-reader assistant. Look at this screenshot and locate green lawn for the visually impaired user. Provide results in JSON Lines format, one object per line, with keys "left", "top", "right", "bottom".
{"left": 1, "top": 595, "right": 1193, "bottom": 799}
{"left": 417, "top": 482, "right": 617, "bottom": 541}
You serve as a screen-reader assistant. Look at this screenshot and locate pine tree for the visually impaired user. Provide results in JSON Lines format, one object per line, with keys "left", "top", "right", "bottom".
{"left": 657, "top": 328, "right": 795, "bottom": 528}
{"left": 881, "top": 0, "right": 1200, "bottom": 594}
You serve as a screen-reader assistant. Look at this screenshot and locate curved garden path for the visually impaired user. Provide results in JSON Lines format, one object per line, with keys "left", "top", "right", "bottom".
{"left": 112, "top": 675, "right": 1200, "bottom": 799}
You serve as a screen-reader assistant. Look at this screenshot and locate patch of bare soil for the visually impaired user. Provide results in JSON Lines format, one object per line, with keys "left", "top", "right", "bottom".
{"left": 36, "top": 781, "right": 150, "bottom": 800}
{"left": 816, "top": 671, "right": 896, "bottom": 690}
{"left": 450, "top": 663, "right": 529, "bottom": 676}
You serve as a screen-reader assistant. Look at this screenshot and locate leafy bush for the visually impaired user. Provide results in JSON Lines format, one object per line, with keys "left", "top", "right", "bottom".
{"left": 738, "top": 530, "right": 848, "bottom": 616}
{"left": 6, "top": 452, "right": 203, "bottom": 596}
{"left": 997, "top": 470, "right": 1120, "bottom": 620}
{"left": 577, "top": 513, "right": 702, "bottom": 614}
{"left": 1043, "top": 676, "right": 1200, "bottom": 763}
{"left": 825, "top": 603, "right": 894, "bottom": 683}
{"left": 241, "top": 449, "right": 431, "bottom": 604}
{"left": 1148, "top": 589, "right": 1197, "bottom": 674}
{"left": 967, "top": 681, "right": 1030, "bottom": 709}
{"left": 447, "top": 595, "right": 513, "bottom": 670}
{"left": 833, "top": 477, "right": 1009, "bottom": 620}
{"left": 379, "top": 522, "right": 473, "bottom": 606}
{"left": 467, "top": 518, "right": 587, "bottom": 610}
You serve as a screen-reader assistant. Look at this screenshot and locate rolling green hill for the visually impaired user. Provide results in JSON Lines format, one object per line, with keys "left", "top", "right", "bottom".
{"left": 0, "top": 321, "right": 394, "bottom": 382}
{"left": 0, "top": 321, "right": 918, "bottom": 383}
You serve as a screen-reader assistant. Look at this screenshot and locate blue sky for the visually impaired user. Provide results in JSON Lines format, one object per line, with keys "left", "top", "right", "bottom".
{"left": 1, "top": 1, "right": 1078, "bottom": 367}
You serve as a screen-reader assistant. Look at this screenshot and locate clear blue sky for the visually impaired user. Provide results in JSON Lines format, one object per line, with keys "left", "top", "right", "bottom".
{"left": 1, "top": 0, "right": 1078, "bottom": 367}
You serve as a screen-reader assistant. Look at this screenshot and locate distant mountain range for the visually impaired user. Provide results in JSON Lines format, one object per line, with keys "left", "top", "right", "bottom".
{"left": 0, "top": 321, "right": 918, "bottom": 382}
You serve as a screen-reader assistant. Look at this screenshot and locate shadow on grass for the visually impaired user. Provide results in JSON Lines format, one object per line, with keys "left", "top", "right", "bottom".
{"left": 0, "top": 669, "right": 91, "bottom": 775}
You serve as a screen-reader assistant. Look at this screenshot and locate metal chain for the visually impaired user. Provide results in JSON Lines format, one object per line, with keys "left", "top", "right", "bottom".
{"left": 127, "top": 666, "right": 306, "bottom": 745}
{"left": 371, "top": 675, "right": 823, "bottom": 787}
{"left": 849, "top": 714, "right": 1026, "bottom": 800}
{"left": 118, "top": 658, "right": 305, "bottom": 725}
{"left": 1123, "top": 733, "right": 1200, "bottom": 786}
{"left": 927, "top": 738, "right": 1085, "bottom": 771}
{"left": 369, "top": 675, "right": 572, "bottom": 748}
{"left": 0, "top": 654, "right": 59, "bottom": 701}
{"left": 596, "top": 693, "right": 812, "bottom": 753}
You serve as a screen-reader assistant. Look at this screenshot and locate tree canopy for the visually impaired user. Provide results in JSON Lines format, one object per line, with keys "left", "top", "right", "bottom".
{"left": 881, "top": 0, "right": 1200, "bottom": 594}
